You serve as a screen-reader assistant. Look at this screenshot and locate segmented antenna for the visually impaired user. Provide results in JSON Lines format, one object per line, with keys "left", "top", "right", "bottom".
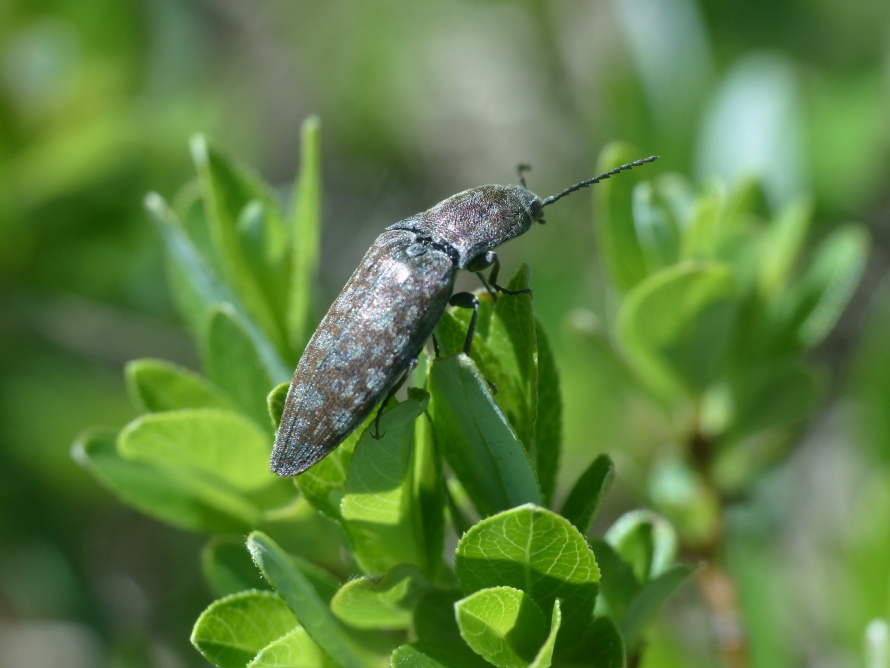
{"left": 541, "top": 155, "right": 659, "bottom": 208}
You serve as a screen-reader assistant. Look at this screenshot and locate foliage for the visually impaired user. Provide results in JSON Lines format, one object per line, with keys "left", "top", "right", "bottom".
{"left": 74, "top": 119, "right": 701, "bottom": 667}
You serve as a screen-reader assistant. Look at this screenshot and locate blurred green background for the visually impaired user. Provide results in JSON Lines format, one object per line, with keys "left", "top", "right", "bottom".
{"left": 1, "top": 1, "right": 889, "bottom": 666}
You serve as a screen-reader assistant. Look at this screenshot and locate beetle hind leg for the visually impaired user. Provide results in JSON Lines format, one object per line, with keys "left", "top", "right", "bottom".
{"left": 372, "top": 357, "right": 419, "bottom": 439}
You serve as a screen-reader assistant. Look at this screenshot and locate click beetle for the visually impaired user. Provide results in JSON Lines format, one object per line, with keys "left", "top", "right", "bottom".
{"left": 271, "top": 156, "right": 657, "bottom": 476}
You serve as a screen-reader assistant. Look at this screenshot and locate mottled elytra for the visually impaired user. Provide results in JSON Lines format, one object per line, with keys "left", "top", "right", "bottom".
{"left": 271, "top": 156, "right": 658, "bottom": 476}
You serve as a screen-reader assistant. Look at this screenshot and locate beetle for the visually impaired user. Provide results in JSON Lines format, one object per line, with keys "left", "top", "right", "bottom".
{"left": 270, "top": 156, "right": 657, "bottom": 476}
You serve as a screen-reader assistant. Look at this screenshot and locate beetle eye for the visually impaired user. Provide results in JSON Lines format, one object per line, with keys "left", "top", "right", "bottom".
{"left": 530, "top": 200, "right": 543, "bottom": 218}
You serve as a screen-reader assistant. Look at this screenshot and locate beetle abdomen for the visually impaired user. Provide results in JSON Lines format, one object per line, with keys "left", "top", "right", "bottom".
{"left": 271, "top": 229, "right": 456, "bottom": 476}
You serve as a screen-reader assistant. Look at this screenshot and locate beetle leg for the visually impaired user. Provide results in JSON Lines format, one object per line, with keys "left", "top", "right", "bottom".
{"left": 372, "top": 357, "right": 419, "bottom": 439}
{"left": 486, "top": 254, "right": 534, "bottom": 299}
{"left": 447, "top": 291, "right": 498, "bottom": 395}
{"left": 449, "top": 292, "right": 479, "bottom": 355}
{"left": 432, "top": 333, "right": 441, "bottom": 358}
{"left": 515, "top": 164, "right": 532, "bottom": 189}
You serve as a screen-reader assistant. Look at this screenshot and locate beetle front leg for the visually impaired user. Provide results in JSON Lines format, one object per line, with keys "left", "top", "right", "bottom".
{"left": 469, "top": 252, "right": 533, "bottom": 299}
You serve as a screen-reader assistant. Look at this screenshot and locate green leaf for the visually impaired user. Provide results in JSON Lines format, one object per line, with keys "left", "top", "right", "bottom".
{"left": 582, "top": 617, "right": 626, "bottom": 668}
{"left": 724, "top": 361, "right": 826, "bottom": 444}
{"left": 680, "top": 193, "right": 722, "bottom": 261}
{"left": 594, "top": 143, "right": 652, "bottom": 292}
{"left": 190, "top": 135, "right": 288, "bottom": 356}
{"left": 621, "top": 565, "right": 696, "bottom": 648}
{"left": 125, "top": 359, "right": 235, "bottom": 413}
{"left": 633, "top": 180, "right": 680, "bottom": 272}
{"left": 267, "top": 381, "right": 290, "bottom": 430}
{"left": 529, "top": 599, "right": 562, "bottom": 668}
{"left": 605, "top": 510, "right": 679, "bottom": 581}
{"left": 456, "top": 587, "right": 548, "bottom": 668}
{"left": 72, "top": 429, "right": 257, "bottom": 532}
{"left": 340, "top": 392, "right": 434, "bottom": 572}
{"left": 201, "top": 536, "right": 268, "bottom": 597}
{"left": 619, "top": 261, "right": 737, "bottom": 398}
{"left": 288, "top": 116, "right": 323, "bottom": 353}
{"left": 487, "top": 265, "right": 537, "bottom": 456}
{"left": 248, "top": 627, "right": 335, "bottom": 668}
{"left": 118, "top": 409, "right": 273, "bottom": 493}
{"left": 757, "top": 197, "right": 812, "bottom": 295}
{"left": 413, "top": 588, "right": 464, "bottom": 644}
{"left": 203, "top": 304, "right": 278, "bottom": 428}
{"left": 560, "top": 454, "right": 615, "bottom": 534}
{"left": 391, "top": 642, "right": 491, "bottom": 668}
{"left": 534, "top": 321, "right": 562, "bottom": 506}
{"left": 590, "top": 539, "right": 640, "bottom": 623}
{"left": 145, "top": 193, "right": 291, "bottom": 385}
{"left": 782, "top": 223, "right": 868, "bottom": 349}
{"left": 247, "top": 532, "right": 369, "bottom": 668}
{"left": 294, "top": 414, "right": 370, "bottom": 521}
{"left": 331, "top": 564, "right": 429, "bottom": 630}
{"left": 191, "top": 590, "right": 298, "bottom": 667}
{"left": 428, "top": 355, "right": 542, "bottom": 517}
{"left": 455, "top": 505, "right": 599, "bottom": 650}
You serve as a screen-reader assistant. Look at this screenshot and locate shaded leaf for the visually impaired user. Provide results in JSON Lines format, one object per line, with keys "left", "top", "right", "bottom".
{"left": 331, "top": 564, "right": 429, "bottom": 630}
{"left": 529, "top": 598, "right": 562, "bottom": 668}
{"left": 561, "top": 454, "right": 615, "bottom": 535}
{"left": 201, "top": 536, "right": 268, "bottom": 597}
{"left": 247, "top": 532, "right": 369, "bottom": 668}
{"left": 428, "top": 355, "right": 541, "bottom": 517}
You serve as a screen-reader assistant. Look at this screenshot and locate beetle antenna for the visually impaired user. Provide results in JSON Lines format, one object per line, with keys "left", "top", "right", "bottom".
{"left": 541, "top": 156, "right": 659, "bottom": 208}
{"left": 515, "top": 164, "right": 532, "bottom": 189}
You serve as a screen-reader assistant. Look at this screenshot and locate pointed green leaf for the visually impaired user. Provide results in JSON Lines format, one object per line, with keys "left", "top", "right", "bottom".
{"left": 783, "top": 223, "right": 868, "bottom": 349}
{"left": 619, "top": 261, "right": 737, "bottom": 397}
{"left": 428, "top": 355, "right": 541, "bottom": 516}
{"left": 145, "top": 193, "right": 291, "bottom": 384}
{"left": 621, "top": 565, "right": 696, "bottom": 648}
{"left": 560, "top": 454, "right": 615, "bottom": 534}
{"left": 331, "top": 564, "right": 429, "bottom": 630}
{"left": 487, "top": 265, "right": 537, "bottom": 454}
{"left": 125, "top": 359, "right": 235, "bottom": 414}
{"left": 529, "top": 598, "right": 562, "bottom": 668}
{"left": 758, "top": 198, "right": 812, "bottom": 294}
{"left": 203, "top": 303, "right": 277, "bottom": 427}
{"left": 633, "top": 181, "right": 680, "bottom": 272}
{"left": 455, "top": 505, "right": 598, "bottom": 649}
{"left": 590, "top": 538, "right": 640, "bottom": 623}
{"left": 583, "top": 617, "right": 626, "bottom": 668}
{"left": 248, "top": 627, "right": 335, "bottom": 668}
{"left": 201, "top": 536, "right": 268, "bottom": 597}
{"left": 456, "top": 587, "right": 548, "bottom": 668}
{"left": 288, "top": 116, "right": 323, "bottom": 352}
{"left": 341, "top": 392, "right": 431, "bottom": 572}
{"left": 191, "top": 590, "right": 298, "bottom": 667}
{"left": 72, "top": 429, "right": 257, "bottom": 532}
{"left": 594, "top": 143, "right": 653, "bottom": 292}
{"left": 190, "top": 135, "right": 288, "bottom": 355}
{"left": 118, "top": 409, "right": 273, "bottom": 493}
{"left": 247, "top": 532, "right": 369, "bottom": 668}
{"left": 534, "top": 322, "right": 561, "bottom": 506}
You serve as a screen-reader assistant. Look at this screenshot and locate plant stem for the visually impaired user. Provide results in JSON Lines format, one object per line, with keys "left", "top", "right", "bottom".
{"left": 688, "top": 419, "right": 749, "bottom": 668}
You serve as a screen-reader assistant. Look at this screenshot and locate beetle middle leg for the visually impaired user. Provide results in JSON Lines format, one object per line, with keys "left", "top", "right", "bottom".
{"left": 372, "top": 357, "right": 419, "bottom": 439}
{"left": 448, "top": 291, "right": 498, "bottom": 395}
{"left": 469, "top": 251, "right": 533, "bottom": 299}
